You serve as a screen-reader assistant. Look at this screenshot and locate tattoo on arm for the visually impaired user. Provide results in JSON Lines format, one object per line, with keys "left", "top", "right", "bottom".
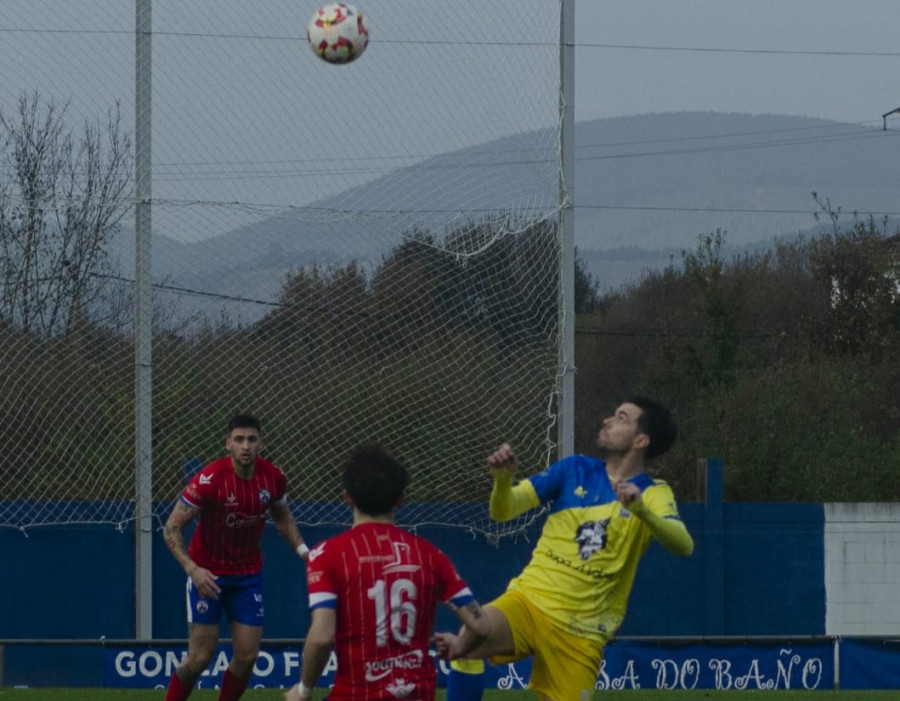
{"left": 163, "top": 522, "right": 184, "bottom": 550}
{"left": 163, "top": 502, "right": 196, "bottom": 564}
{"left": 465, "top": 601, "right": 483, "bottom": 619}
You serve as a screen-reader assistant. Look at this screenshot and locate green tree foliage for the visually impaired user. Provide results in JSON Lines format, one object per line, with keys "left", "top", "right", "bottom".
{"left": 0, "top": 319, "right": 135, "bottom": 501}
{"left": 577, "top": 216, "right": 900, "bottom": 501}
{"left": 574, "top": 247, "right": 603, "bottom": 314}
{"left": 0, "top": 93, "right": 134, "bottom": 503}
{"left": 146, "top": 215, "right": 564, "bottom": 503}
{"left": 7, "top": 197, "right": 900, "bottom": 505}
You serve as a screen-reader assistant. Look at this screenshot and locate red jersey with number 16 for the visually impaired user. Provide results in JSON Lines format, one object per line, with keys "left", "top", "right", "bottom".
{"left": 306, "top": 522, "right": 475, "bottom": 701}
{"left": 180, "top": 456, "right": 287, "bottom": 575}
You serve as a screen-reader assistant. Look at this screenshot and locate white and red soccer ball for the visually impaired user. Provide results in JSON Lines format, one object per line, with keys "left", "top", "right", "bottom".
{"left": 307, "top": 3, "right": 369, "bottom": 65}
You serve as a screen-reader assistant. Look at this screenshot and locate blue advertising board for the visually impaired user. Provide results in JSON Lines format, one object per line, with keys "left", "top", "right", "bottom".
{"left": 97, "top": 639, "right": 835, "bottom": 691}
{"left": 600, "top": 640, "right": 833, "bottom": 691}
{"left": 838, "top": 638, "right": 900, "bottom": 690}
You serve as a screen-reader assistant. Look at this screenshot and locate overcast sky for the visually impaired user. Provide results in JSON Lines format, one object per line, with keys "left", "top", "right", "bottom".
{"left": 1, "top": 0, "right": 898, "bottom": 242}
{"left": 577, "top": 0, "right": 900, "bottom": 126}
{"left": 4, "top": 2, "right": 897, "bottom": 129}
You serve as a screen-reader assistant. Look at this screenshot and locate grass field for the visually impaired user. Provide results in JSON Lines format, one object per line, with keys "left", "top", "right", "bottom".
{"left": 2, "top": 690, "right": 900, "bottom": 701}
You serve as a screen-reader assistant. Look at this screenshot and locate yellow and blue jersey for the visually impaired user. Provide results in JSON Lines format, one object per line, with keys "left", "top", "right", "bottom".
{"left": 505, "top": 454, "right": 685, "bottom": 643}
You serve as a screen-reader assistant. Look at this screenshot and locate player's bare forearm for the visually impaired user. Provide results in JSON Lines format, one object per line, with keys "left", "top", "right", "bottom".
{"left": 299, "top": 609, "right": 336, "bottom": 690}
{"left": 164, "top": 500, "right": 220, "bottom": 598}
{"left": 456, "top": 601, "right": 490, "bottom": 655}
{"left": 163, "top": 501, "right": 198, "bottom": 572}
{"left": 434, "top": 626, "right": 485, "bottom": 661}
{"left": 299, "top": 638, "right": 332, "bottom": 689}
{"left": 162, "top": 523, "right": 188, "bottom": 566}
{"left": 437, "top": 599, "right": 491, "bottom": 660}
{"left": 270, "top": 501, "right": 308, "bottom": 558}
{"left": 276, "top": 515, "right": 304, "bottom": 549}
{"left": 458, "top": 628, "right": 487, "bottom": 658}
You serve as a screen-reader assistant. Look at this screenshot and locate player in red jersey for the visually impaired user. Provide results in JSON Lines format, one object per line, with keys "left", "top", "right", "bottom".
{"left": 285, "top": 444, "right": 491, "bottom": 701}
{"left": 163, "top": 414, "right": 310, "bottom": 701}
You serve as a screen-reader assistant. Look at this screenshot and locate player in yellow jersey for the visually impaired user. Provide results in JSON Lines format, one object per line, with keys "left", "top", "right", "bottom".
{"left": 436, "top": 396, "right": 694, "bottom": 701}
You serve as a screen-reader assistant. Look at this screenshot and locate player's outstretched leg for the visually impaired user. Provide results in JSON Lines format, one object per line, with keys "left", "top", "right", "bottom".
{"left": 447, "top": 658, "right": 485, "bottom": 701}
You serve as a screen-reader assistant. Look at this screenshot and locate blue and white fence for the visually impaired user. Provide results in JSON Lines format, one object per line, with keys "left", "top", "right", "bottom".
{"left": 4, "top": 462, "right": 900, "bottom": 688}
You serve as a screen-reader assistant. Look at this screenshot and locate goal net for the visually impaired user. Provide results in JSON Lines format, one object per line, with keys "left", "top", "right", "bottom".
{"left": 0, "top": 0, "right": 565, "bottom": 538}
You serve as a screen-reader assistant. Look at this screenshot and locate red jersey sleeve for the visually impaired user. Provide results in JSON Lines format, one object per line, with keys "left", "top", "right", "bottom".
{"left": 306, "top": 541, "right": 338, "bottom": 610}
{"left": 180, "top": 465, "right": 217, "bottom": 509}
{"left": 273, "top": 467, "right": 287, "bottom": 504}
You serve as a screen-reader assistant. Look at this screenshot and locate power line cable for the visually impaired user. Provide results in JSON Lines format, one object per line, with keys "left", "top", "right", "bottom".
{"left": 578, "top": 120, "right": 883, "bottom": 149}
{"left": 576, "top": 204, "right": 900, "bottom": 217}
{"left": 126, "top": 128, "right": 895, "bottom": 182}
{"left": 580, "top": 42, "right": 900, "bottom": 58}
{"left": 577, "top": 128, "right": 887, "bottom": 162}
{"left": 4, "top": 26, "right": 900, "bottom": 58}
{"left": 144, "top": 121, "right": 879, "bottom": 170}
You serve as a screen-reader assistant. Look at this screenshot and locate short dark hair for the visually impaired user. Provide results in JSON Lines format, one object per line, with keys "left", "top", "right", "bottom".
{"left": 342, "top": 444, "right": 409, "bottom": 517}
{"left": 628, "top": 396, "right": 677, "bottom": 460}
{"left": 227, "top": 414, "right": 262, "bottom": 434}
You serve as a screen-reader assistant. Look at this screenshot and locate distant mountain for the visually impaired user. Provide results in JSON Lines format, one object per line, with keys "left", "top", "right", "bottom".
{"left": 573, "top": 112, "right": 899, "bottom": 276}
{"left": 574, "top": 112, "right": 900, "bottom": 288}
{"left": 112, "top": 112, "right": 900, "bottom": 308}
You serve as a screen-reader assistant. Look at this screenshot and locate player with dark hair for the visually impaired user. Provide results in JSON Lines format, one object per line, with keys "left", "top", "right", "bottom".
{"left": 438, "top": 397, "right": 694, "bottom": 701}
{"left": 163, "top": 414, "right": 309, "bottom": 701}
{"left": 285, "top": 444, "right": 490, "bottom": 701}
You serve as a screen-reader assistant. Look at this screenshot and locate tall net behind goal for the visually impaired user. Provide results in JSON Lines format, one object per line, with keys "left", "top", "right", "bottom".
{"left": 0, "top": 0, "right": 564, "bottom": 537}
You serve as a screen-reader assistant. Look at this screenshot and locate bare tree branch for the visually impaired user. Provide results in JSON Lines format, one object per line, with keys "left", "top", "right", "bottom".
{"left": 0, "top": 92, "right": 133, "bottom": 336}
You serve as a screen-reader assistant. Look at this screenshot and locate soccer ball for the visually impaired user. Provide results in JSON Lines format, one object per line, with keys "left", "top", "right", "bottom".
{"left": 307, "top": 3, "right": 369, "bottom": 65}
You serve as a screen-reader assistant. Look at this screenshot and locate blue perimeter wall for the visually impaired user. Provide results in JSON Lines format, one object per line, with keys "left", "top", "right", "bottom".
{"left": 1, "top": 501, "right": 825, "bottom": 642}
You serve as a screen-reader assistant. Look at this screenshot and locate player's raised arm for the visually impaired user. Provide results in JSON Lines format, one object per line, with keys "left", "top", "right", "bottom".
{"left": 616, "top": 481, "right": 694, "bottom": 557}
{"left": 488, "top": 443, "right": 540, "bottom": 522}
{"left": 487, "top": 443, "right": 517, "bottom": 473}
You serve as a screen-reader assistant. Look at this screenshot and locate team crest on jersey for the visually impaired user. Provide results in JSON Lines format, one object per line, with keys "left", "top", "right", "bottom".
{"left": 387, "top": 678, "right": 416, "bottom": 698}
{"left": 196, "top": 600, "right": 209, "bottom": 613}
{"left": 258, "top": 488, "right": 271, "bottom": 505}
{"left": 575, "top": 518, "right": 611, "bottom": 560}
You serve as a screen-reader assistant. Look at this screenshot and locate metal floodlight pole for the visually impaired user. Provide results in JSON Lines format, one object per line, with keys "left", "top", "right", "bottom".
{"left": 558, "top": 0, "right": 576, "bottom": 458}
{"left": 135, "top": 0, "right": 154, "bottom": 640}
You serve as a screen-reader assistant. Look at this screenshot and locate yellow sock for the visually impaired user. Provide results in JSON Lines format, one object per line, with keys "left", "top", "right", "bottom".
{"left": 450, "top": 658, "right": 485, "bottom": 674}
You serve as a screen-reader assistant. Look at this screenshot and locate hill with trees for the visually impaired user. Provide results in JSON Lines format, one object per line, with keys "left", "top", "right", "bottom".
{"left": 575, "top": 207, "right": 900, "bottom": 501}
{"left": 3, "top": 99, "right": 899, "bottom": 510}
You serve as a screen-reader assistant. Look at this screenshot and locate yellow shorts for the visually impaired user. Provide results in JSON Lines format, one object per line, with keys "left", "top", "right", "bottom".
{"left": 488, "top": 588, "right": 604, "bottom": 701}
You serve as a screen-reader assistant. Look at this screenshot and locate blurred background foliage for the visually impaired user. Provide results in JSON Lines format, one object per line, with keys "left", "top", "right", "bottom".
{"left": 576, "top": 208, "right": 900, "bottom": 502}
